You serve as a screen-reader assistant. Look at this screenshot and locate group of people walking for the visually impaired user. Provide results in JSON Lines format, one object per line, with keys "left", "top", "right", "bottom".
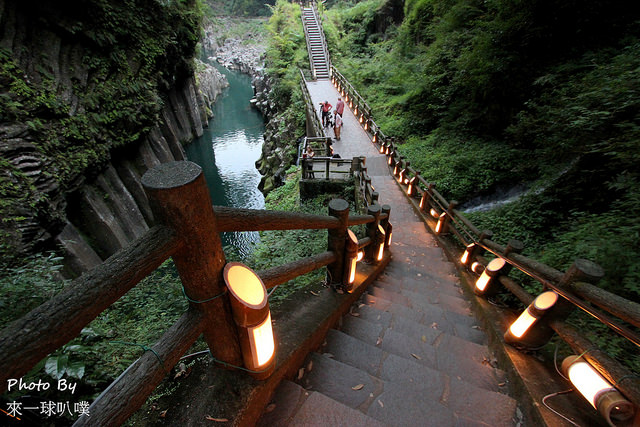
{"left": 320, "top": 96, "right": 345, "bottom": 140}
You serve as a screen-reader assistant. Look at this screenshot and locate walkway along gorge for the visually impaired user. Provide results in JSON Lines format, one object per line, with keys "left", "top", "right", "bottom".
{"left": 0, "top": 3, "right": 638, "bottom": 426}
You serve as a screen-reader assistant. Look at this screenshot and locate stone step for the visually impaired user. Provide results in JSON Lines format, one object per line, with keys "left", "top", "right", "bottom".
{"left": 339, "top": 313, "right": 501, "bottom": 392}
{"left": 301, "top": 351, "right": 516, "bottom": 426}
{"left": 358, "top": 295, "right": 484, "bottom": 346}
{"left": 375, "top": 271, "right": 464, "bottom": 299}
{"left": 259, "top": 380, "right": 385, "bottom": 427}
{"left": 369, "top": 285, "right": 471, "bottom": 317}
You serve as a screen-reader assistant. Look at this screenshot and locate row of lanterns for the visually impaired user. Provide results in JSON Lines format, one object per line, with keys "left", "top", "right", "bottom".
{"left": 459, "top": 246, "right": 636, "bottom": 426}
{"left": 219, "top": 215, "right": 393, "bottom": 380}
{"left": 331, "top": 74, "right": 369, "bottom": 132}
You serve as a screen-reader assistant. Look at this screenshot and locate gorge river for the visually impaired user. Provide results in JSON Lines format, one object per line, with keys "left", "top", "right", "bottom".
{"left": 185, "top": 63, "right": 265, "bottom": 258}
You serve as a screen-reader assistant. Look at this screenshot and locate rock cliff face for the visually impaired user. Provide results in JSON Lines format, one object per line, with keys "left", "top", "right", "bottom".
{"left": 59, "top": 71, "right": 227, "bottom": 275}
{"left": 0, "top": 2, "right": 228, "bottom": 276}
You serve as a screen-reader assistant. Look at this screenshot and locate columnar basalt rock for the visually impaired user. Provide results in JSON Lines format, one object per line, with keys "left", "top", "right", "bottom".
{"left": 0, "top": 3, "right": 229, "bottom": 275}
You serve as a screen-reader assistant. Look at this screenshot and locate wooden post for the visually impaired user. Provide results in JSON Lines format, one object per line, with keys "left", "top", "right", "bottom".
{"left": 435, "top": 200, "right": 458, "bottom": 235}
{"left": 365, "top": 204, "right": 381, "bottom": 262}
{"left": 327, "top": 199, "right": 350, "bottom": 287}
{"left": 534, "top": 259, "right": 605, "bottom": 346}
{"left": 419, "top": 183, "right": 435, "bottom": 212}
{"left": 142, "top": 161, "right": 242, "bottom": 367}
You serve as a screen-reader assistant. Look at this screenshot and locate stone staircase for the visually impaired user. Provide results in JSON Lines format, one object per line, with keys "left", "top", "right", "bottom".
{"left": 259, "top": 219, "right": 519, "bottom": 426}
{"left": 302, "top": 7, "right": 330, "bottom": 80}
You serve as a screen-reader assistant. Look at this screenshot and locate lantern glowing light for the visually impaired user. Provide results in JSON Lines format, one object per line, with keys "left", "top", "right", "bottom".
{"left": 506, "top": 291, "right": 558, "bottom": 341}
{"left": 474, "top": 258, "right": 505, "bottom": 295}
{"left": 460, "top": 243, "right": 476, "bottom": 265}
{"left": 562, "top": 356, "right": 636, "bottom": 426}
{"left": 408, "top": 177, "right": 417, "bottom": 196}
{"left": 223, "top": 262, "right": 275, "bottom": 379}
{"left": 435, "top": 212, "right": 447, "bottom": 234}
{"left": 376, "top": 224, "right": 386, "bottom": 261}
{"left": 430, "top": 208, "right": 439, "bottom": 219}
{"left": 344, "top": 230, "right": 360, "bottom": 290}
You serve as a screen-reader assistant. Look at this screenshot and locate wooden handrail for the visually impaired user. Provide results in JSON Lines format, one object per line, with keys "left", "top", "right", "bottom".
{"left": 75, "top": 309, "right": 205, "bottom": 427}
{"left": 0, "top": 225, "right": 182, "bottom": 393}
{"left": 214, "top": 206, "right": 341, "bottom": 231}
{"left": 258, "top": 251, "right": 338, "bottom": 289}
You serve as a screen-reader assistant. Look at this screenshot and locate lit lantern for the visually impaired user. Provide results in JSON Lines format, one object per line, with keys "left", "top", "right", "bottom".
{"left": 393, "top": 163, "right": 399, "bottom": 176}
{"left": 356, "top": 251, "right": 364, "bottom": 262}
{"left": 364, "top": 121, "right": 369, "bottom": 131}
{"left": 223, "top": 262, "right": 276, "bottom": 379}
{"left": 504, "top": 291, "right": 558, "bottom": 346}
{"left": 388, "top": 153, "right": 395, "bottom": 166}
{"left": 408, "top": 176, "right": 417, "bottom": 196}
{"left": 474, "top": 258, "right": 506, "bottom": 296}
{"left": 562, "top": 356, "right": 636, "bottom": 426}
{"left": 359, "top": 114, "right": 364, "bottom": 123}
{"left": 376, "top": 224, "right": 386, "bottom": 261}
{"left": 373, "top": 133, "right": 378, "bottom": 144}
{"left": 460, "top": 243, "right": 476, "bottom": 265}
{"left": 380, "top": 144, "right": 385, "bottom": 154}
{"left": 435, "top": 212, "right": 447, "bottom": 234}
{"left": 354, "top": 106, "right": 358, "bottom": 115}
{"left": 399, "top": 168, "right": 406, "bottom": 183}
{"left": 419, "top": 191, "right": 429, "bottom": 210}
{"left": 385, "top": 223, "right": 393, "bottom": 248}
{"left": 429, "top": 208, "right": 440, "bottom": 219}
{"left": 344, "top": 230, "right": 360, "bottom": 291}
{"left": 470, "top": 261, "right": 483, "bottom": 274}
{"left": 385, "top": 146, "right": 389, "bottom": 155}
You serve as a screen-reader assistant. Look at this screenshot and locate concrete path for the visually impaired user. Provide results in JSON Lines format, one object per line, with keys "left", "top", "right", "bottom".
{"left": 258, "top": 79, "right": 518, "bottom": 426}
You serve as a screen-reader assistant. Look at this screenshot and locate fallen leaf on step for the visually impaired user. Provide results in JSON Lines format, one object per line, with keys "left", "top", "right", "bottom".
{"left": 160, "top": 410, "right": 167, "bottom": 418}
{"left": 358, "top": 303, "right": 365, "bottom": 308}
{"left": 206, "top": 416, "right": 229, "bottom": 422}
{"left": 310, "top": 290, "right": 320, "bottom": 296}
{"left": 430, "top": 322, "right": 438, "bottom": 329}
{"left": 421, "top": 335, "right": 427, "bottom": 343}
{"left": 370, "top": 393, "right": 374, "bottom": 398}
{"left": 411, "top": 353, "right": 422, "bottom": 360}
{"left": 307, "top": 360, "right": 313, "bottom": 372}
{"left": 417, "top": 273, "right": 422, "bottom": 277}
{"left": 350, "top": 312, "right": 360, "bottom": 317}
{"left": 378, "top": 400, "right": 384, "bottom": 408}
{"left": 376, "top": 337, "right": 382, "bottom": 346}
{"left": 298, "top": 368, "right": 305, "bottom": 379}
{"left": 472, "top": 325, "right": 480, "bottom": 330}
{"left": 498, "top": 382, "right": 506, "bottom": 387}
{"left": 265, "top": 404, "right": 276, "bottom": 413}
{"left": 352, "top": 384, "right": 364, "bottom": 390}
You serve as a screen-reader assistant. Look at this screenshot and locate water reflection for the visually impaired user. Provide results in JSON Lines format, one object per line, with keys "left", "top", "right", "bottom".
{"left": 185, "top": 63, "right": 265, "bottom": 258}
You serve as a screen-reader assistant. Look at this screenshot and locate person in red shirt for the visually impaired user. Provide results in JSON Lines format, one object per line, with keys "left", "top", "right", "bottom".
{"left": 320, "top": 100, "right": 332, "bottom": 127}
{"left": 335, "top": 97, "right": 344, "bottom": 117}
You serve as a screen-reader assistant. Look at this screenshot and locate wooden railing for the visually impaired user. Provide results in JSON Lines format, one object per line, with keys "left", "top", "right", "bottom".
{"left": 329, "top": 64, "right": 640, "bottom": 410}
{"left": 0, "top": 161, "right": 392, "bottom": 426}
{"left": 300, "top": 69, "right": 325, "bottom": 137}
{"left": 301, "top": 136, "right": 354, "bottom": 180}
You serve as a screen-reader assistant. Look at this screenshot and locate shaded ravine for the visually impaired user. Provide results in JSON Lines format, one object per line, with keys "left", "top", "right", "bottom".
{"left": 185, "top": 63, "right": 266, "bottom": 258}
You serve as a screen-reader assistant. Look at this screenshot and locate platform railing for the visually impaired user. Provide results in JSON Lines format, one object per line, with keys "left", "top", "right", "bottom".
{"left": 328, "top": 63, "right": 640, "bottom": 417}
{"left": 0, "top": 161, "right": 392, "bottom": 426}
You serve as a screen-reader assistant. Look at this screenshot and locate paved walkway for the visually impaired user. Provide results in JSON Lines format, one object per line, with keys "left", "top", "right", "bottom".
{"left": 259, "top": 79, "right": 518, "bottom": 426}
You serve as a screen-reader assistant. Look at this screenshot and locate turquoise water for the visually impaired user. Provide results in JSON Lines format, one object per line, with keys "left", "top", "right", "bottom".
{"left": 185, "top": 63, "right": 265, "bottom": 258}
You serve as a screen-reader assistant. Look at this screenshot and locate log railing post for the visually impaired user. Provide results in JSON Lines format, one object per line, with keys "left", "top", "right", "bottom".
{"left": 435, "top": 200, "right": 458, "bottom": 235}
{"left": 326, "top": 199, "right": 350, "bottom": 287}
{"left": 142, "top": 161, "right": 243, "bottom": 367}
{"left": 546, "top": 259, "right": 605, "bottom": 323}
{"left": 365, "top": 204, "right": 382, "bottom": 262}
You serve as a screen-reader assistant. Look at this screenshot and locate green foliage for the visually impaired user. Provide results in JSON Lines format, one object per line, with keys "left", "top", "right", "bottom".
{"left": 1, "top": 256, "right": 187, "bottom": 403}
